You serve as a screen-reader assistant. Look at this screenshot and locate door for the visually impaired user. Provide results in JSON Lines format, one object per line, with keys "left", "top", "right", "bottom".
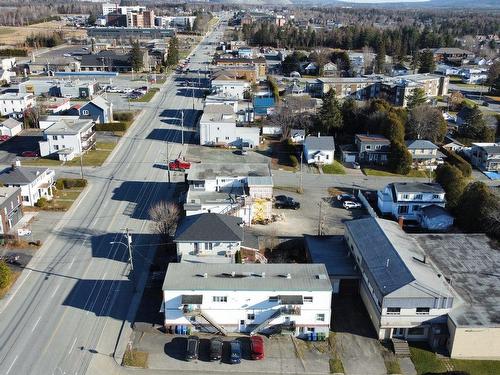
{"left": 239, "top": 319, "right": 245, "bottom": 332}
{"left": 393, "top": 328, "right": 406, "bottom": 339}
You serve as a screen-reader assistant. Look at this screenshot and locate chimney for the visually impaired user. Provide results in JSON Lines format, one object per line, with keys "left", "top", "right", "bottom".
{"left": 286, "top": 273, "right": 291, "bottom": 279}
{"left": 11, "top": 162, "right": 16, "bottom": 171}
{"left": 203, "top": 272, "right": 208, "bottom": 278}
{"left": 261, "top": 272, "right": 266, "bottom": 278}
{"left": 231, "top": 271, "right": 236, "bottom": 278}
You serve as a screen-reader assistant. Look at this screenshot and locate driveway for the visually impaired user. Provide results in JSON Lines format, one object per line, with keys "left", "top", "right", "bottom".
{"left": 0, "top": 130, "right": 43, "bottom": 164}
{"left": 333, "top": 296, "right": 386, "bottom": 375}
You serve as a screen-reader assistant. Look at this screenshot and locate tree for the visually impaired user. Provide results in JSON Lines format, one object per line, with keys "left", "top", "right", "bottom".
{"left": 318, "top": 88, "right": 343, "bottom": 135}
{"left": 166, "top": 36, "right": 179, "bottom": 67}
{"left": 129, "top": 40, "right": 143, "bottom": 72}
{"left": 406, "top": 105, "right": 448, "bottom": 143}
{"left": 459, "top": 106, "right": 495, "bottom": 142}
{"left": 381, "top": 111, "right": 405, "bottom": 144}
{"left": 267, "top": 75, "right": 280, "bottom": 102}
{"left": 389, "top": 142, "right": 412, "bottom": 175}
{"left": 435, "top": 163, "right": 467, "bottom": 210}
{"left": 0, "top": 260, "right": 11, "bottom": 289}
{"left": 375, "top": 39, "right": 386, "bottom": 74}
{"left": 406, "top": 88, "right": 427, "bottom": 108}
{"left": 87, "top": 12, "right": 96, "bottom": 26}
{"left": 281, "top": 51, "right": 307, "bottom": 76}
{"left": 418, "top": 49, "right": 435, "bottom": 73}
{"left": 234, "top": 250, "right": 242, "bottom": 264}
{"left": 148, "top": 201, "right": 180, "bottom": 241}
{"left": 487, "top": 61, "right": 500, "bottom": 95}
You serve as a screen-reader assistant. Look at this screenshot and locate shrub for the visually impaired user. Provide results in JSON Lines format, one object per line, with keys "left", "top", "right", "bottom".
{"left": 95, "top": 122, "right": 128, "bottom": 132}
{"left": 113, "top": 111, "right": 134, "bottom": 122}
{"left": 55, "top": 179, "right": 64, "bottom": 190}
{"left": 0, "top": 48, "right": 28, "bottom": 57}
{"left": 35, "top": 197, "right": 48, "bottom": 208}
{"left": 290, "top": 155, "right": 299, "bottom": 168}
{"left": 56, "top": 178, "right": 87, "bottom": 189}
{"left": 440, "top": 148, "right": 472, "bottom": 177}
{"left": 0, "top": 261, "right": 12, "bottom": 289}
{"left": 235, "top": 250, "right": 242, "bottom": 264}
{"left": 435, "top": 163, "right": 467, "bottom": 210}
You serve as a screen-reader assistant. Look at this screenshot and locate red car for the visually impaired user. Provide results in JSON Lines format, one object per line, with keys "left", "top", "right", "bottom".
{"left": 250, "top": 335, "right": 264, "bottom": 360}
{"left": 22, "top": 151, "right": 39, "bottom": 157}
{"left": 168, "top": 159, "right": 191, "bottom": 171}
{"left": 0, "top": 135, "right": 11, "bottom": 142}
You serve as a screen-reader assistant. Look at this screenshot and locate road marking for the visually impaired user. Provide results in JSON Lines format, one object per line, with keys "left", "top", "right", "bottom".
{"left": 6, "top": 355, "right": 18, "bottom": 375}
{"left": 51, "top": 284, "right": 60, "bottom": 298}
{"left": 32, "top": 316, "right": 42, "bottom": 332}
{"left": 69, "top": 257, "right": 75, "bottom": 269}
{"left": 68, "top": 337, "right": 77, "bottom": 355}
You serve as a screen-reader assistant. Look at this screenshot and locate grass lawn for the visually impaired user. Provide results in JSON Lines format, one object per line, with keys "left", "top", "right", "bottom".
{"left": 66, "top": 142, "right": 117, "bottom": 167}
{"left": 451, "top": 359, "right": 500, "bottom": 375}
{"left": 409, "top": 343, "right": 446, "bottom": 375}
{"left": 328, "top": 333, "right": 344, "bottom": 374}
{"left": 0, "top": 270, "right": 21, "bottom": 299}
{"left": 384, "top": 359, "right": 401, "bottom": 374}
{"left": 123, "top": 349, "right": 148, "bottom": 368}
{"left": 22, "top": 158, "right": 63, "bottom": 167}
{"left": 363, "top": 167, "right": 430, "bottom": 178}
{"left": 322, "top": 161, "right": 346, "bottom": 175}
{"left": 130, "top": 88, "right": 159, "bottom": 102}
{"left": 43, "top": 181, "right": 86, "bottom": 211}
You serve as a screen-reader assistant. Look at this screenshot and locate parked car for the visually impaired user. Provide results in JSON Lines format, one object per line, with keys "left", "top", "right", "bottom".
{"left": 236, "top": 148, "right": 247, "bottom": 156}
{"left": 169, "top": 159, "right": 191, "bottom": 171}
{"left": 250, "top": 336, "right": 264, "bottom": 360}
{"left": 274, "top": 195, "right": 300, "bottom": 210}
{"left": 21, "top": 151, "right": 38, "bottom": 157}
{"left": 229, "top": 340, "right": 242, "bottom": 364}
{"left": 17, "top": 228, "right": 32, "bottom": 236}
{"left": 343, "top": 201, "right": 362, "bottom": 210}
{"left": 209, "top": 337, "right": 223, "bottom": 361}
{"left": 185, "top": 335, "right": 200, "bottom": 361}
{"left": 352, "top": 162, "right": 360, "bottom": 169}
{"left": 63, "top": 53, "right": 72, "bottom": 57}
{"left": 0, "top": 135, "right": 11, "bottom": 142}
{"left": 336, "top": 193, "right": 355, "bottom": 202}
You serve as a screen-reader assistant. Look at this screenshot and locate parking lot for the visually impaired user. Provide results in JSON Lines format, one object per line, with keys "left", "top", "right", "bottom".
{"left": 131, "top": 331, "right": 330, "bottom": 374}
{"left": 0, "top": 129, "right": 43, "bottom": 164}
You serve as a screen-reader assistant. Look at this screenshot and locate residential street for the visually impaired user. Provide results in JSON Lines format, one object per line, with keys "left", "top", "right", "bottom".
{"left": 0, "top": 26, "right": 217, "bottom": 375}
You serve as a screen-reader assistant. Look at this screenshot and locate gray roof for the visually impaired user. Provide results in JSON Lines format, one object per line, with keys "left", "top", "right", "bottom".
{"left": 44, "top": 118, "right": 94, "bottom": 135}
{"left": 393, "top": 182, "right": 444, "bottom": 194}
{"left": 413, "top": 234, "right": 500, "bottom": 327}
{"left": 162, "top": 263, "right": 332, "bottom": 292}
{"left": 355, "top": 134, "right": 390, "bottom": 144}
{"left": 405, "top": 140, "right": 438, "bottom": 150}
{"left": 419, "top": 204, "right": 453, "bottom": 219}
{"left": 0, "top": 118, "right": 22, "bottom": 129}
{"left": 304, "top": 135, "right": 335, "bottom": 150}
{"left": 87, "top": 95, "right": 111, "bottom": 111}
{"left": 472, "top": 143, "right": 500, "bottom": 155}
{"left": 80, "top": 50, "right": 131, "bottom": 67}
{"left": 175, "top": 213, "right": 244, "bottom": 242}
{"left": 0, "top": 186, "right": 21, "bottom": 206}
{"left": 247, "top": 176, "right": 273, "bottom": 186}
{"left": 0, "top": 166, "right": 50, "bottom": 185}
{"left": 187, "top": 163, "right": 271, "bottom": 181}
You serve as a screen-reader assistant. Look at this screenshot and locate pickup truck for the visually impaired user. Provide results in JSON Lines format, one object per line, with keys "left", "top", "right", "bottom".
{"left": 168, "top": 159, "right": 191, "bottom": 171}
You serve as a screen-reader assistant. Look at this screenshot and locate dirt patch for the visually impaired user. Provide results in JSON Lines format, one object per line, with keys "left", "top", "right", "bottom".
{"left": 0, "top": 21, "right": 85, "bottom": 46}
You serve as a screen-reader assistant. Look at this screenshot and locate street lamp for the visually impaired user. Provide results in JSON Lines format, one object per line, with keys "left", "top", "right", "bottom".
{"left": 109, "top": 228, "right": 133, "bottom": 271}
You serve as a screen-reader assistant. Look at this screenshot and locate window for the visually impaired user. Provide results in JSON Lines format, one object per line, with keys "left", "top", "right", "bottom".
{"left": 247, "top": 313, "right": 255, "bottom": 320}
{"left": 316, "top": 314, "right": 325, "bottom": 322}
{"left": 54, "top": 145, "right": 59, "bottom": 151}
{"left": 52, "top": 135, "right": 58, "bottom": 140}
{"left": 403, "top": 194, "right": 410, "bottom": 199}
{"left": 387, "top": 307, "right": 401, "bottom": 315}
{"left": 414, "top": 194, "right": 423, "bottom": 200}
{"left": 307, "top": 327, "right": 315, "bottom": 333}
{"left": 416, "top": 307, "right": 430, "bottom": 315}
{"left": 268, "top": 296, "right": 279, "bottom": 302}
{"left": 204, "top": 243, "right": 213, "bottom": 251}
{"left": 22, "top": 196, "right": 29, "bottom": 202}
{"left": 432, "top": 194, "right": 440, "bottom": 199}
{"left": 398, "top": 205, "right": 408, "bottom": 214}
{"left": 365, "top": 145, "right": 371, "bottom": 150}
{"left": 212, "top": 296, "right": 227, "bottom": 303}
{"left": 304, "top": 296, "right": 313, "bottom": 303}
{"left": 82, "top": 109, "right": 90, "bottom": 115}
{"left": 408, "top": 327, "right": 426, "bottom": 336}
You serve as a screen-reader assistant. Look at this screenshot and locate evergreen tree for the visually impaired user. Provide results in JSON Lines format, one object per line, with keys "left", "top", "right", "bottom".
{"left": 389, "top": 142, "right": 412, "bottom": 175}
{"left": 318, "top": 88, "right": 343, "bottom": 135}
{"left": 87, "top": 12, "right": 96, "bottom": 26}
{"left": 460, "top": 106, "right": 495, "bottom": 142}
{"left": 166, "top": 36, "right": 179, "bottom": 67}
{"left": 418, "top": 49, "right": 435, "bottom": 73}
{"left": 235, "top": 250, "right": 242, "bottom": 264}
{"left": 382, "top": 112, "right": 405, "bottom": 144}
{"left": 406, "top": 88, "right": 427, "bottom": 108}
{"left": 129, "top": 40, "right": 143, "bottom": 72}
{"left": 375, "top": 39, "right": 386, "bottom": 74}
{"left": 435, "top": 163, "right": 467, "bottom": 211}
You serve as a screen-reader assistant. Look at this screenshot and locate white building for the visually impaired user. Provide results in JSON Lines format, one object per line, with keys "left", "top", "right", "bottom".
{"left": 0, "top": 118, "right": 23, "bottom": 137}
{"left": 211, "top": 75, "right": 250, "bottom": 100}
{"left": 162, "top": 263, "right": 332, "bottom": 337}
{"left": 199, "top": 104, "right": 259, "bottom": 148}
{"left": 101, "top": 3, "right": 146, "bottom": 15}
{"left": 377, "top": 182, "right": 446, "bottom": 220}
{"left": 39, "top": 119, "right": 96, "bottom": 161}
{"left": 0, "top": 164, "right": 55, "bottom": 206}
{"left": 0, "top": 93, "right": 35, "bottom": 116}
{"left": 184, "top": 163, "right": 273, "bottom": 226}
{"left": 303, "top": 135, "right": 335, "bottom": 165}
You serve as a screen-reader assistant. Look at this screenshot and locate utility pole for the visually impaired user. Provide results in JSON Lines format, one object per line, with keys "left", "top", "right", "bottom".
{"left": 166, "top": 141, "right": 171, "bottom": 183}
{"left": 317, "top": 201, "right": 323, "bottom": 236}
{"left": 79, "top": 153, "right": 84, "bottom": 180}
{"left": 299, "top": 152, "right": 303, "bottom": 193}
{"left": 181, "top": 110, "right": 184, "bottom": 145}
{"left": 126, "top": 228, "right": 133, "bottom": 271}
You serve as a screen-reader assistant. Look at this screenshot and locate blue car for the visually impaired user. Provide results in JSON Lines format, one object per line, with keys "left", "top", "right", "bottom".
{"left": 229, "top": 340, "right": 241, "bottom": 364}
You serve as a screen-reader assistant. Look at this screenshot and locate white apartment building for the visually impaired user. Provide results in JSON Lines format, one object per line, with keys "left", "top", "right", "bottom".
{"left": 0, "top": 93, "right": 35, "bottom": 116}
{"left": 162, "top": 263, "right": 332, "bottom": 338}
{"left": 39, "top": 119, "right": 96, "bottom": 161}
{"left": 211, "top": 76, "right": 250, "bottom": 99}
{"left": 377, "top": 182, "right": 446, "bottom": 220}
{"left": 184, "top": 163, "right": 273, "bottom": 226}
{"left": 102, "top": 3, "right": 145, "bottom": 15}
{"left": 0, "top": 164, "right": 55, "bottom": 206}
{"left": 344, "top": 218, "right": 454, "bottom": 342}
{"left": 199, "top": 104, "right": 259, "bottom": 148}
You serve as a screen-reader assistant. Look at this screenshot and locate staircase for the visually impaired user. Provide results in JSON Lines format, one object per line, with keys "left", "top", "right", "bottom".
{"left": 184, "top": 309, "right": 228, "bottom": 336}
{"left": 392, "top": 338, "right": 411, "bottom": 357}
{"left": 254, "top": 251, "right": 268, "bottom": 264}
{"left": 250, "top": 309, "right": 282, "bottom": 335}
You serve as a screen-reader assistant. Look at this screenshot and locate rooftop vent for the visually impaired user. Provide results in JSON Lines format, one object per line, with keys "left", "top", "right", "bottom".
{"left": 261, "top": 272, "right": 265, "bottom": 278}
{"left": 286, "top": 273, "right": 291, "bottom": 279}
{"left": 317, "top": 274, "right": 327, "bottom": 280}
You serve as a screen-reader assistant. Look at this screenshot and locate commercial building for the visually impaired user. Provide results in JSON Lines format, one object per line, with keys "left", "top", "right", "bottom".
{"left": 87, "top": 27, "right": 175, "bottom": 41}
{"left": 162, "top": 263, "right": 332, "bottom": 337}
{"left": 18, "top": 79, "right": 99, "bottom": 99}
{"left": 80, "top": 50, "right": 149, "bottom": 72}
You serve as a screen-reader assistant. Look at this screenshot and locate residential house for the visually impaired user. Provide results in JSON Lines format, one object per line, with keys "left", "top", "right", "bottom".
{"left": 0, "top": 164, "right": 55, "bottom": 206}
{"left": 322, "top": 62, "right": 337, "bottom": 76}
{"left": 80, "top": 96, "right": 113, "bottom": 124}
{"left": 377, "top": 182, "right": 446, "bottom": 221}
{"left": 39, "top": 118, "right": 96, "bottom": 161}
{"left": 174, "top": 213, "right": 244, "bottom": 262}
{"left": 199, "top": 104, "right": 260, "bottom": 148}
{"left": 290, "top": 129, "right": 305, "bottom": 144}
{"left": 354, "top": 134, "right": 390, "bottom": 164}
{"left": 184, "top": 163, "right": 273, "bottom": 226}
{"left": 161, "top": 263, "right": 332, "bottom": 337}
{"left": 302, "top": 62, "right": 318, "bottom": 75}
{"left": 469, "top": 143, "right": 500, "bottom": 172}
{"left": 43, "top": 97, "right": 72, "bottom": 114}
{"left": 303, "top": 135, "right": 335, "bottom": 165}
{"left": 253, "top": 92, "right": 275, "bottom": 118}
{"left": 405, "top": 140, "right": 445, "bottom": 170}
{"left": 0, "top": 187, "right": 23, "bottom": 236}
{"left": 0, "top": 93, "right": 35, "bottom": 116}
{"left": 0, "top": 118, "right": 23, "bottom": 137}
{"left": 344, "top": 218, "right": 454, "bottom": 343}
{"left": 211, "top": 75, "right": 250, "bottom": 99}
{"left": 433, "top": 47, "right": 475, "bottom": 65}
{"left": 415, "top": 205, "right": 454, "bottom": 231}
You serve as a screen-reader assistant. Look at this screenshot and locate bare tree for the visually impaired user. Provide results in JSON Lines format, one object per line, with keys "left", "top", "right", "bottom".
{"left": 148, "top": 201, "right": 181, "bottom": 241}
{"left": 268, "top": 96, "right": 316, "bottom": 140}
{"left": 406, "top": 105, "right": 448, "bottom": 143}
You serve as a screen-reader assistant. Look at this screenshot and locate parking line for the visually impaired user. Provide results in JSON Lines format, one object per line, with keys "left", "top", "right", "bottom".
{"left": 6, "top": 355, "right": 18, "bottom": 374}
{"left": 68, "top": 337, "right": 77, "bottom": 355}
{"left": 51, "top": 284, "right": 60, "bottom": 298}
{"left": 32, "top": 316, "right": 42, "bottom": 332}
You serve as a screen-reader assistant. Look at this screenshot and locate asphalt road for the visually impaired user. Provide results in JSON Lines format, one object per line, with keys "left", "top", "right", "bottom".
{"left": 0, "top": 22, "right": 222, "bottom": 375}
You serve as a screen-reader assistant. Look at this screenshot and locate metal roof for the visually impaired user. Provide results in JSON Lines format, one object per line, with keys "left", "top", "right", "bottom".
{"left": 44, "top": 118, "right": 94, "bottom": 135}
{"left": 304, "top": 136, "right": 335, "bottom": 150}
{"left": 0, "top": 118, "right": 22, "bottom": 129}
{"left": 174, "top": 213, "right": 244, "bottom": 242}
{"left": 187, "top": 163, "right": 271, "bottom": 181}
{"left": 355, "top": 134, "right": 390, "bottom": 144}
{"left": 162, "top": 263, "right": 332, "bottom": 292}
{"left": 393, "top": 182, "right": 444, "bottom": 194}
